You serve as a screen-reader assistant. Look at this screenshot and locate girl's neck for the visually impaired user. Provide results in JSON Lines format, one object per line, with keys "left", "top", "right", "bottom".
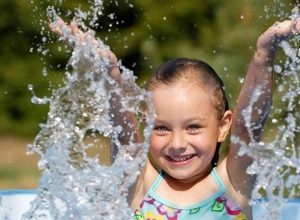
{"left": 163, "top": 167, "right": 212, "bottom": 191}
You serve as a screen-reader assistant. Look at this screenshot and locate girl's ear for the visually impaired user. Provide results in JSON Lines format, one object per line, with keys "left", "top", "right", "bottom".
{"left": 218, "top": 110, "right": 232, "bottom": 142}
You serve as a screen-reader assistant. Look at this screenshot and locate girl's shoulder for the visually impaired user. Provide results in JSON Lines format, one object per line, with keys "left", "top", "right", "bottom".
{"left": 217, "top": 157, "right": 252, "bottom": 218}
{"left": 142, "top": 158, "right": 160, "bottom": 191}
{"left": 130, "top": 158, "right": 159, "bottom": 210}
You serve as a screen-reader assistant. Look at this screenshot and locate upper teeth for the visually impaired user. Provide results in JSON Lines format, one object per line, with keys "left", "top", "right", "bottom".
{"left": 170, "top": 155, "right": 192, "bottom": 162}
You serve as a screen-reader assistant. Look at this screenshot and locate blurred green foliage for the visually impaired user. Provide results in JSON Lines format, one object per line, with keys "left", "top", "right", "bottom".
{"left": 0, "top": 0, "right": 298, "bottom": 138}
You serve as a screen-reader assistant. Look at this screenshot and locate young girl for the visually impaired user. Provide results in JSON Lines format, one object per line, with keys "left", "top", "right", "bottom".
{"left": 51, "top": 18, "right": 300, "bottom": 219}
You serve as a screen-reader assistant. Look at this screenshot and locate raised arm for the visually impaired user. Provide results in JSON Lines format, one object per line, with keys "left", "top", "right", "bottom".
{"left": 227, "top": 19, "right": 300, "bottom": 198}
{"left": 50, "top": 18, "right": 141, "bottom": 150}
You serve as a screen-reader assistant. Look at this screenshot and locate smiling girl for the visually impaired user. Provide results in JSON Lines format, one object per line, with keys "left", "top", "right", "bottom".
{"left": 50, "top": 18, "right": 300, "bottom": 220}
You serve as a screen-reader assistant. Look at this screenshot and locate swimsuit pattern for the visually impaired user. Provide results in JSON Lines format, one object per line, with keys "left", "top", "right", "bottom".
{"left": 133, "top": 168, "right": 247, "bottom": 220}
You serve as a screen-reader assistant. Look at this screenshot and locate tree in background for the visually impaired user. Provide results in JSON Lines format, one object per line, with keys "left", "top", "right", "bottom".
{"left": 0, "top": 0, "right": 297, "bottom": 137}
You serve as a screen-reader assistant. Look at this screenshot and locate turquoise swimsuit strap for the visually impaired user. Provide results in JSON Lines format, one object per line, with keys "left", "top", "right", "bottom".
{"left": 150, "top": 170, "right": 164, "bottom": 192}
{"left": 211, "top": 167, "right": 225, "bottom": 191}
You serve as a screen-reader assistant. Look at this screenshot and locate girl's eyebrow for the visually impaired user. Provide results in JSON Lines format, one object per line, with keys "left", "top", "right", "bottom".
{"left": 154, "top": 117, "right": 208, "bottom": 125}
{"left": 154, "top": 118, "right": 169, "bottom": 124}
{"left": 185, "top": 116, "right": 207, "bottom": 123}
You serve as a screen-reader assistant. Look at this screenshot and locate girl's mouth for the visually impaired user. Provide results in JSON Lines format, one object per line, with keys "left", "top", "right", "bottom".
{"left": 167, "top": 154, "right": 195, "bottom": 163}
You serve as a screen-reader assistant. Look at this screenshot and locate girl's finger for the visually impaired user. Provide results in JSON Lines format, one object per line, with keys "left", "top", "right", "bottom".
{"left": 70, "top": 21, "right": 86, "bottom": 43}
{"left": 70, "top": 20, "right": 79, "bottom": 35}
{"left": 50, "top": 18, "right": 72, "bottom": 38}
{"left": 291, "top": 17, "right": 300, "bottom": 34}
{"left": 49, "top": 23, "right": 63, "bottom": 36}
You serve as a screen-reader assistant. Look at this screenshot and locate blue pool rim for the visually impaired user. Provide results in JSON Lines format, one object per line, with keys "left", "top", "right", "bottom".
{"left": 0, "top": 190, "right": 299, "bottom": 203}
{"left": 0, "top": 189, "right": 37, "bottom": 195}
{"left": 253, "top": 198, "right": 300, "bottom": 203}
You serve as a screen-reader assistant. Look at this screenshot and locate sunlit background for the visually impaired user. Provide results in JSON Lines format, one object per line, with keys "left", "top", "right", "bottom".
{"left": 0, "top": 0, "right": 298, "bottom": 189}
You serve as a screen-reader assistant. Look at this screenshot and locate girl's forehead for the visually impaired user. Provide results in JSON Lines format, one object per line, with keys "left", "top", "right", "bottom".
{"left": 151, "top": 80, "right": 219, "bottom": 119}
{"left": 151, "top": 79, "right": 210, "bottom": 93}
{"left": 152, "top": 81, "right": 213, "bottom": 107}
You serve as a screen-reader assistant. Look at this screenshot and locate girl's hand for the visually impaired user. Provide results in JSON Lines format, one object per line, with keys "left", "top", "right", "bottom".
{"left": 257, "top": 18, "right": 300, "bottom": 52}
{"left": 49, "top": 18, "right": 121, "bottom": 83}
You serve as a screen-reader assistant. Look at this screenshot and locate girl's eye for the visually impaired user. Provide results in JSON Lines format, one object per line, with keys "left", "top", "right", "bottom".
{"left": 187, "top": 124, "right": 201, "bottom": 134}
{"left": 154, "top": 126, "right": 169, "bottom": 134}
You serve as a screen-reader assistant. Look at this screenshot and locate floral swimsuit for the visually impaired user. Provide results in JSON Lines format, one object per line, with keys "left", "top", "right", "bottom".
{"left": 133, "top": 168, "right": 246, "bottom": 220}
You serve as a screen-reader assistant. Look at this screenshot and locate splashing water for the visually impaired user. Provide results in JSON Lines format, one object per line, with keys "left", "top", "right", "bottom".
{"left": 233, "top": 7, "right": 300, "bottom": 220}
{"left": 17, "top": 1, "right": 300, "bottom": 219}
{"left": 23, "top": 1, "right": 154, "bottom": 219}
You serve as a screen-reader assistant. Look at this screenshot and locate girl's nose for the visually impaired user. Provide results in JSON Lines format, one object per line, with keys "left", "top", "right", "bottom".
{"left": 170, "top": 132, "right": 187, "bottom": 151}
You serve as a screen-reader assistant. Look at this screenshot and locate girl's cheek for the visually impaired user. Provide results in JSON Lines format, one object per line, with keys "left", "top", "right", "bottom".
{"left": 188, "top": 136, "right": 202, "bottom": 145}
{"left": 150, "top": 136, "right": 161, "bottom": 148}
{"left": 150, "top": 135, "right": 169, "bottom": 150}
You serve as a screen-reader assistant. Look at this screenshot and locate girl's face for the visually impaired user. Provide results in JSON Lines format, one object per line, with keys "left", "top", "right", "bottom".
{"left": 150, "top": 80, "right": 231, "bottom": 183}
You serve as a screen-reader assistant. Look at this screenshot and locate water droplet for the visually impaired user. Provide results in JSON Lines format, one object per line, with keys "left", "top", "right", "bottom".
{"left": 267, "top": 66, "right": 273, "bottom": 72}
{"left": 272, "top": 118, "right": 278, "bottom": 124}
{"left": 42, "top": 67, "right": 48, "bottom": 76}
{"left": 238, "top": 77, "right": 245, "bottom": 84}
{"left": 107, "top": 13, "right": 115, "bottom": 19}
{"left": 28, "top": 84, "right": 34, "bottom": 91}
{"left": 278, "top": 85, "right": 284, "bottom": 92}
{"left": 274, "top": 64, "right": 282, "bottom": 73}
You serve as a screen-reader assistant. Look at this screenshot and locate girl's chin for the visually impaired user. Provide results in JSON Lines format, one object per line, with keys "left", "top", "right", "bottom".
{"left": 164, "top": 171, "right": 201, "bottom": 184}
{"left": 161, "top": 162, "right": 211, "bottom": 182}
{"left": 163, "top": 165, "right": 198, "bottom": 178}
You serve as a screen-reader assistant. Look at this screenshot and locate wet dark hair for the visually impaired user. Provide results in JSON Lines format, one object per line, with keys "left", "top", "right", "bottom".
{"left": 146, "top": 58, "right": 229, "bottom": 167}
